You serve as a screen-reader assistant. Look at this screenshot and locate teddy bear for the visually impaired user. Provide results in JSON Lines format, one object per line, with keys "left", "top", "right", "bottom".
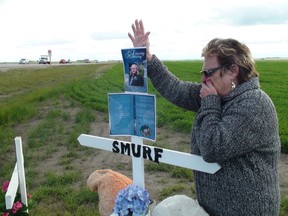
{"left": 87, "top": 169, "right": 133, "bottom": 216}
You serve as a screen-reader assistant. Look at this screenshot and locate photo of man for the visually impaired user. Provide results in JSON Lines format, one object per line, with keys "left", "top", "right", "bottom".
{"left": 129, "top": 63, "right": 144, "bottom": 86}
{"left": 121, "top": 47, "right": 147, "bottom": 93}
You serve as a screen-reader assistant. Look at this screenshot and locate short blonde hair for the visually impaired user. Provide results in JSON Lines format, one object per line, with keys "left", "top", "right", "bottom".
{"left": 202, "top": 38, "right": 259, "bottom": 84}
{"left": 130, "top": 64, "right": 137, "bottom": 69}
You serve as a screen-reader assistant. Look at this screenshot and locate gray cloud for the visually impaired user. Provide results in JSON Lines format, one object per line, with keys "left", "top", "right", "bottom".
{"left": 90, "top": 32, "right": 127, "bottom": 40}
{"left": 212, "top": 5, "right": 288, "bottom": 26}
{"left": 24, "top": 39, "right": 74, "bottom": 47}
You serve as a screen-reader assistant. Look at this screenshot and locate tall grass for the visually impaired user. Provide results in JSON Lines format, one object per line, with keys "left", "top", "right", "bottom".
{"left": 0, "top": 61, "right": 287, "bottom": 215}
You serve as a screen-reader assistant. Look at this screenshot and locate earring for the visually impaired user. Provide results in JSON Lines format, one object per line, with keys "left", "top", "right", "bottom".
{"left": 231, "top": 81, "right": 236, "bottom": 90}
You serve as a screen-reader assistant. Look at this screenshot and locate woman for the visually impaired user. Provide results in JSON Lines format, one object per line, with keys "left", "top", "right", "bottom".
{"left": 128, "top": 19, "right": 281, "bottom": 215}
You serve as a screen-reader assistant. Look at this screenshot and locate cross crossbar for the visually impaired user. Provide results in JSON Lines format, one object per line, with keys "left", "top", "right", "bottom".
{"left": 78, "top": 134, "right": 221, "bottom": 174}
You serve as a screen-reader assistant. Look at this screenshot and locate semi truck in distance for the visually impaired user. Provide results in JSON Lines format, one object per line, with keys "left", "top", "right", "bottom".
{"left": 39, "top": 55, "right": 50, "bottom": 64}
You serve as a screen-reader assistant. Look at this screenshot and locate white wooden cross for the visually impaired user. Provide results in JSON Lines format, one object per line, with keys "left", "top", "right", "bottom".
{"left": 78, "top": 134, "right": 221, "bottom": 188}
{"left": 79, "top": 47, "right": 221, "bottom": 189}
{"left": 5, "top": 137, "right": 28, "bottom": 211}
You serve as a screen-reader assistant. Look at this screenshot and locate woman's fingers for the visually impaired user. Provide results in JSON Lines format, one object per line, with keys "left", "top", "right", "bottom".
{"left": 200, "top": 80, "right": 218, "bottom": 98}
{"left": 128, "top": 19, "right": 150, "bottom": 49}
{"left": 132, "top": 19, "right": 145, "bottom": 36}
{"left": 132, "top": 21, "right": 137, "bottom": 36}
{"left": 128, "top": 32, "right": 133, "bottom": 41}
{"left": 139, "top": 20, "right": 145, "bottom": 35}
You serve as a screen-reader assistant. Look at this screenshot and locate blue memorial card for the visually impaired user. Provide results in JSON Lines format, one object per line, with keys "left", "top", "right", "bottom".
{"left": 108, "top": 93, "right": 156, "bottom": 141}
{"left": 121, "top": 47, "right": 148, "bottom": 93}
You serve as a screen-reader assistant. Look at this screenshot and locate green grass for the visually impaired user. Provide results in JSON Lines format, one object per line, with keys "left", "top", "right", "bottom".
{"left": 69, "top": 60, "right": 288, "bottom": 151}
{"left": 0, "top": 61, "right": 287, "bottom": 215}
{"left": 255, "top": 60, "right": 288, "bottom": 152}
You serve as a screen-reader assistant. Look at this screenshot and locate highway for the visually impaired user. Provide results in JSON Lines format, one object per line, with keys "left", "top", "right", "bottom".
{"left": 0, "top": 62, "right": 95, "bottom": 72}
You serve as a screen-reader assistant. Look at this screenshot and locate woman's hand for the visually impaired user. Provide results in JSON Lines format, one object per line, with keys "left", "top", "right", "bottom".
{"left": 200, "top": 79, "right": 218, "bottom": 98}
{"left": 128, "top": 19, "right": 152, "bottom": 61}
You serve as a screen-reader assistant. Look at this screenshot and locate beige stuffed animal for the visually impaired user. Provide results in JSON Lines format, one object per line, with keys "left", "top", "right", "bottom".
{"left": 87, "top": 169, "right": 133, "bottom": 216}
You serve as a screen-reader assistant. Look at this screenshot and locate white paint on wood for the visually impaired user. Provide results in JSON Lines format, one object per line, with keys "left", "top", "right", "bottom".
{"left": 15, "top": 137, "right": 28, "bottom": 207}
{"left": 5, "top": 164, "right": 19, "bottom": 209}
{"left": 131, "top": 136, "right": 145, "bottom": 188}
{"left": 78, "top": 134, "right": 221, "bottom": 174}
{"left": 5, "top": 137, "right": 28, "bottom": 211}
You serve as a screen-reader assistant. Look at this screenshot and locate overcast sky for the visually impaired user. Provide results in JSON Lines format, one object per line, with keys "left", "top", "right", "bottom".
{"left": 0, "top": 0, "right": 287, "bottom": 62}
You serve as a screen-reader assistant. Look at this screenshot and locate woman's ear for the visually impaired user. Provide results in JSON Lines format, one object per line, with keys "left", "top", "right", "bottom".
{"left": 229, "top": 64, "right": 239, "bottom": 78}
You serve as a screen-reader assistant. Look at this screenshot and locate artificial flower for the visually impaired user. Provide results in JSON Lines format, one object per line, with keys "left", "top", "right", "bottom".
{"left": 0, "top": 181, "right": 31, "bottom": 216}
{"left": 113, "top": 184, "right": 150, "bottom": 216}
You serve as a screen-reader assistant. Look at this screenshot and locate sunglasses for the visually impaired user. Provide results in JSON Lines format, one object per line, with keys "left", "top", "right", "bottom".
{"left": 200, "top": 66, "right": 223, "bottom": 77}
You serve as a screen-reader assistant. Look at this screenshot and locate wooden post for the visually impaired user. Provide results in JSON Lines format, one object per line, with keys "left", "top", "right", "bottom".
{"left": 5, "top": 137, "right": 28, "bottom": 211}
{"left": 15, "top": 137, "right": 28, "bottom": 208}
{"left": 5, "top": 165, "right": 19, "bottom": 209}
{"left": 131, "top": 136, "right": 145, "bottom": 188}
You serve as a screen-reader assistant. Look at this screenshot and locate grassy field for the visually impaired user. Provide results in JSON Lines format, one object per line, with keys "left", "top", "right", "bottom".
{"left": 0, "top": 61, "right": 287, "bottom": 215}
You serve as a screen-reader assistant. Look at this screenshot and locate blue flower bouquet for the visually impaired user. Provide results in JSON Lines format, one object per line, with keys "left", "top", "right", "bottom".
{"left": 112, "top": 184, "right": 151, "bottom": 216}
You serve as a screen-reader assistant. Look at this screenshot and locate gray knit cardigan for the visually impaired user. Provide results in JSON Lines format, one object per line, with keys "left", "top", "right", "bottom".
{"left": 147, "top": 55, "right": 281, "bottom": 216}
